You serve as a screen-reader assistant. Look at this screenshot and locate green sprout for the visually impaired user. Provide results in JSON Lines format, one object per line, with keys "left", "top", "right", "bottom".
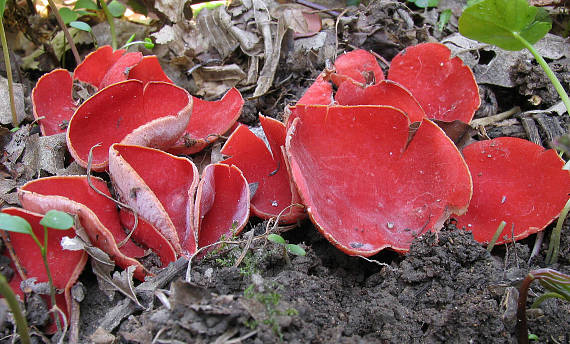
{"left": 243, "top": 283, "right": 298, "bottom": 341}
{"left": 267, "top": 234, "right": 306, "bottom": 266}
{"left": 0, "top": 210, "right": 74, "bottom": 331}
{"left": 119, "top": 34, "right": 154, "bottom": 51}
{"left": 516, "top": 268, "right": 570, "bottom": 344}
{"left": 407, "top": 0, "right": 439, "bottom": 8}
{"left": 0, "top": 0, "right": 18, "bottom": 128}
{"left": 458, "top": 0, "right": 570, "bottom": 115}
{"left": 99, "top": 0, "right": 126, "bottom": 50}
{"left": 0, "top": 274, "right": 31, "bottom": 344}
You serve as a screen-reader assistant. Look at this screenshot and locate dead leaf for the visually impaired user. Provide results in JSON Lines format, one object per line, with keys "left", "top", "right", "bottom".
{"left": 0, "top": 76, "right": 28, "bottom": 126}
{"left": 254, "top": 13, "right": 290, "bottom": 97}
{"left": 93, "top": 263, "right": 143, "bottom": 308}
{"left": 197, "top": 7, "right": 240, "bottom": 59}
{"left": 192, "top": 64, "right": 246, "bottom": 98}
{"left": 22, "top": 133, "right": 67, "bottom": 177}
{"left": 89, "top": 327, "right": 116, "bottom": 344}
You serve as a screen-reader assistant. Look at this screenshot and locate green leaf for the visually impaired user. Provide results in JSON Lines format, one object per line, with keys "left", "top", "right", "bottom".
{"left": 143, "top": 37, "right": 154, "bottom": 49}
{"left": 437, "top": 9, "right": 452, "bottom": 31}
{"left": 286, "top": 244, "right": 306, "bottom": 256}
{"left": 408, "top": 0, "right": 439, "bottom": 8}
{"left": 0, "top": 213, "right": 33, "bottom": 234}
{"left": 458, "top": 0, "right": 552, "bottom": 51}
{"left": 59, "top": 7, "right": 79, "bottom": 25}
{"left": 74, "top": 0, "right": 98, "bottom": 10}
{"left": 125, "top": 33, "right": 136, "bottom": 45}
{"left": 39, "top": 210, "right": 74, "bottom": 230}
{"left": 267, "top": 234, "right": 286, "bottom": 245}
{"left": 528, "top": 334, "right": 539, "bottom": 341}
{"left": 108, "top": 0, "right": 126, "bottom": 18}
{"left": 75, "top": 10, "right": 97, "bottom": 16}
{"left": 346, "top": 0, "right": 360, "bottom": 6}
{"left": 0, "top": 0, "right": 6, "bottom": 18}
{"left": 70, "top": 21, "right": 92, "bottom": 32}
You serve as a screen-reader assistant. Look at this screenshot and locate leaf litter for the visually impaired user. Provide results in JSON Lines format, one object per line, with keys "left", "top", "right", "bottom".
{"left": 1, "top": 0, "right": 570, "bottom": 342}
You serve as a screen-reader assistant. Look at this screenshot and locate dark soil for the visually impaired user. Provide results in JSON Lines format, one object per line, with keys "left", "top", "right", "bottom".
{"left": 1, "top": 0, "right": 570, "bottom": 343}
{"left": 77, "top": 222, "right": 570, "bottom": 344}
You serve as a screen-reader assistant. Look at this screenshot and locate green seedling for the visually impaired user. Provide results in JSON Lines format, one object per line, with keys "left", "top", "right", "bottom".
{"left": 267, "top": 234, "right": 306, "bottom": 266}
{"left": 459, "top": 0, "right": 570, "bottom": 115}
{"left": 437, "top": 9, "right": 452, "bottom": 31}
{"left": 244, "top": 283, "right": 298, "bottom": 341}
{"left": 0, "top": 210, "right": 74, "bottom": 331}
{"left": 407, "top": 0, "right": 439, "bottom": 8}
{"left": 120, "top": 34, "right": 154, "bottom": 51}
{"left": 0, "top": 274, "right": 31, "bottom": 344}
{"left": 0, "top": 0, "right": 18, "bottom": 128}
{"left": 516, "top": 268, "right": 570, "bottom": 344}
{"left": 60, "top": 0, "right": 127, "bottom": 50}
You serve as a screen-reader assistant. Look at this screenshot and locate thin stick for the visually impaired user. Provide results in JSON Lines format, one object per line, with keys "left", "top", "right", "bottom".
{"left": 86, "top": 144, "right": 139, "bottom": 247}
{"left": 471, "top": 106, "right": 520, "bottom": 128}
{"left": 47, "top": 0, "right": 81, "bottom": 65}
{"left": 0, "top": 16, "right": 18, "bottom": 127}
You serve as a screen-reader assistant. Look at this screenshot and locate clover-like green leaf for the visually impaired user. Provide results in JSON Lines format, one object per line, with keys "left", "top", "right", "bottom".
{"left": 408, "top": 0, "right": 439, "bottom": 8}
{"left": 74, "top": 0, "right": 98, "bottom": 10}
{"left": 108, "top": 0, "right": 126, "bottom": 17}
{"left": 0, "top": 213, "right": 33, "bottom": 234}
{"left": 39, "top": 210, "right": 74, "bottom": 230}
{"left": 458, "top": 0, "right": 552, "bottom": 51}
{"left": 70, "top": 21, "right": 92, "bottom": 32}
{"left": 59, "top": 7, "right": 79, "bottom": 25}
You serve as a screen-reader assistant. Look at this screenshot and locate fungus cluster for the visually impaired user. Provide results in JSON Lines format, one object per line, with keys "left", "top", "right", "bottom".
{"left": 3, "top": 43, "right": 569, "bottom": 331}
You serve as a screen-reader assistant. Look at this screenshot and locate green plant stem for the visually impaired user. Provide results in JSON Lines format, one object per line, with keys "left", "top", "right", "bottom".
{"left": 0, "top": 274, "right": 31, "bottom": 344}
{"left": 0, "top": 16, "right": 18, "bottom": 128}
{"left": 545, "top": 197, "right": 570, "bottom": 264}
{"left": 47, "top": 0, "right": 81, "bottom": 66}
{"left": 29, "top": 229, "right": 61, "bottom": 332}
{"left": 99, "top": 0, "right": 117, "bottom": 50}
{"left": 513, "top": 32, "right": 570, "bottom": 115}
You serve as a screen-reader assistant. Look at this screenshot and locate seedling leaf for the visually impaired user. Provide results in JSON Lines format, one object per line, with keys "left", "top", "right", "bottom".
{"left": 0, "top": 213, "right": 33, "bottom": 234}
{"left": 39, "top": 210, "right": 74, "bottom": 230}
{"left": 70, "top": 21, "right": 92, "bottom": 32}
{"left": 438, "top": 9, "right": 452, "bottom": 31}
{"left": 0, "top": 0, "right": 6, "bottom": 18}
{"left": 267, "top": 234, "right": 286, "bottom": 245}
{"left": 108, "top": 0, "right": 126, "bottom": 17}
{"left": 125, "top": 33, "right": 136, "bottom": 45}
{"left": 408, "top": 0, "right": 439, "bottom": 8}
{"left": 286, "top": 244, "right": 306, "bottom": 256}
{"left": 144, "top": 37, "right": 154, "bottom": 49}
{"left": 74, "top": 0, "right": 98, "bottom": 10}
{"left": 458, "top": 0, "right": 552, "bottom": 51}
{"left": 59, "top": 7, "right": 79, "bottom": 25}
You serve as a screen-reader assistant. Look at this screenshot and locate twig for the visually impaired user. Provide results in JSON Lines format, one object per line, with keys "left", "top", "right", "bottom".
{"left": 471, "top": 106, "right": 521, "bottom": 128}
{"left": 294, "top": 0, "right": 340, "bottom": 17}
{"left": 47, "top": 0, "right": 81, "bottom": 65}
{"left": 86, "top": 144, "right": 139, "bottom": 248}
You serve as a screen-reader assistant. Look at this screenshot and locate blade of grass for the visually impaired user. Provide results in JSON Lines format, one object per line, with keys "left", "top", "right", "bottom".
{"left": 545, "top": 197, "right": 570, "bottom": 264}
